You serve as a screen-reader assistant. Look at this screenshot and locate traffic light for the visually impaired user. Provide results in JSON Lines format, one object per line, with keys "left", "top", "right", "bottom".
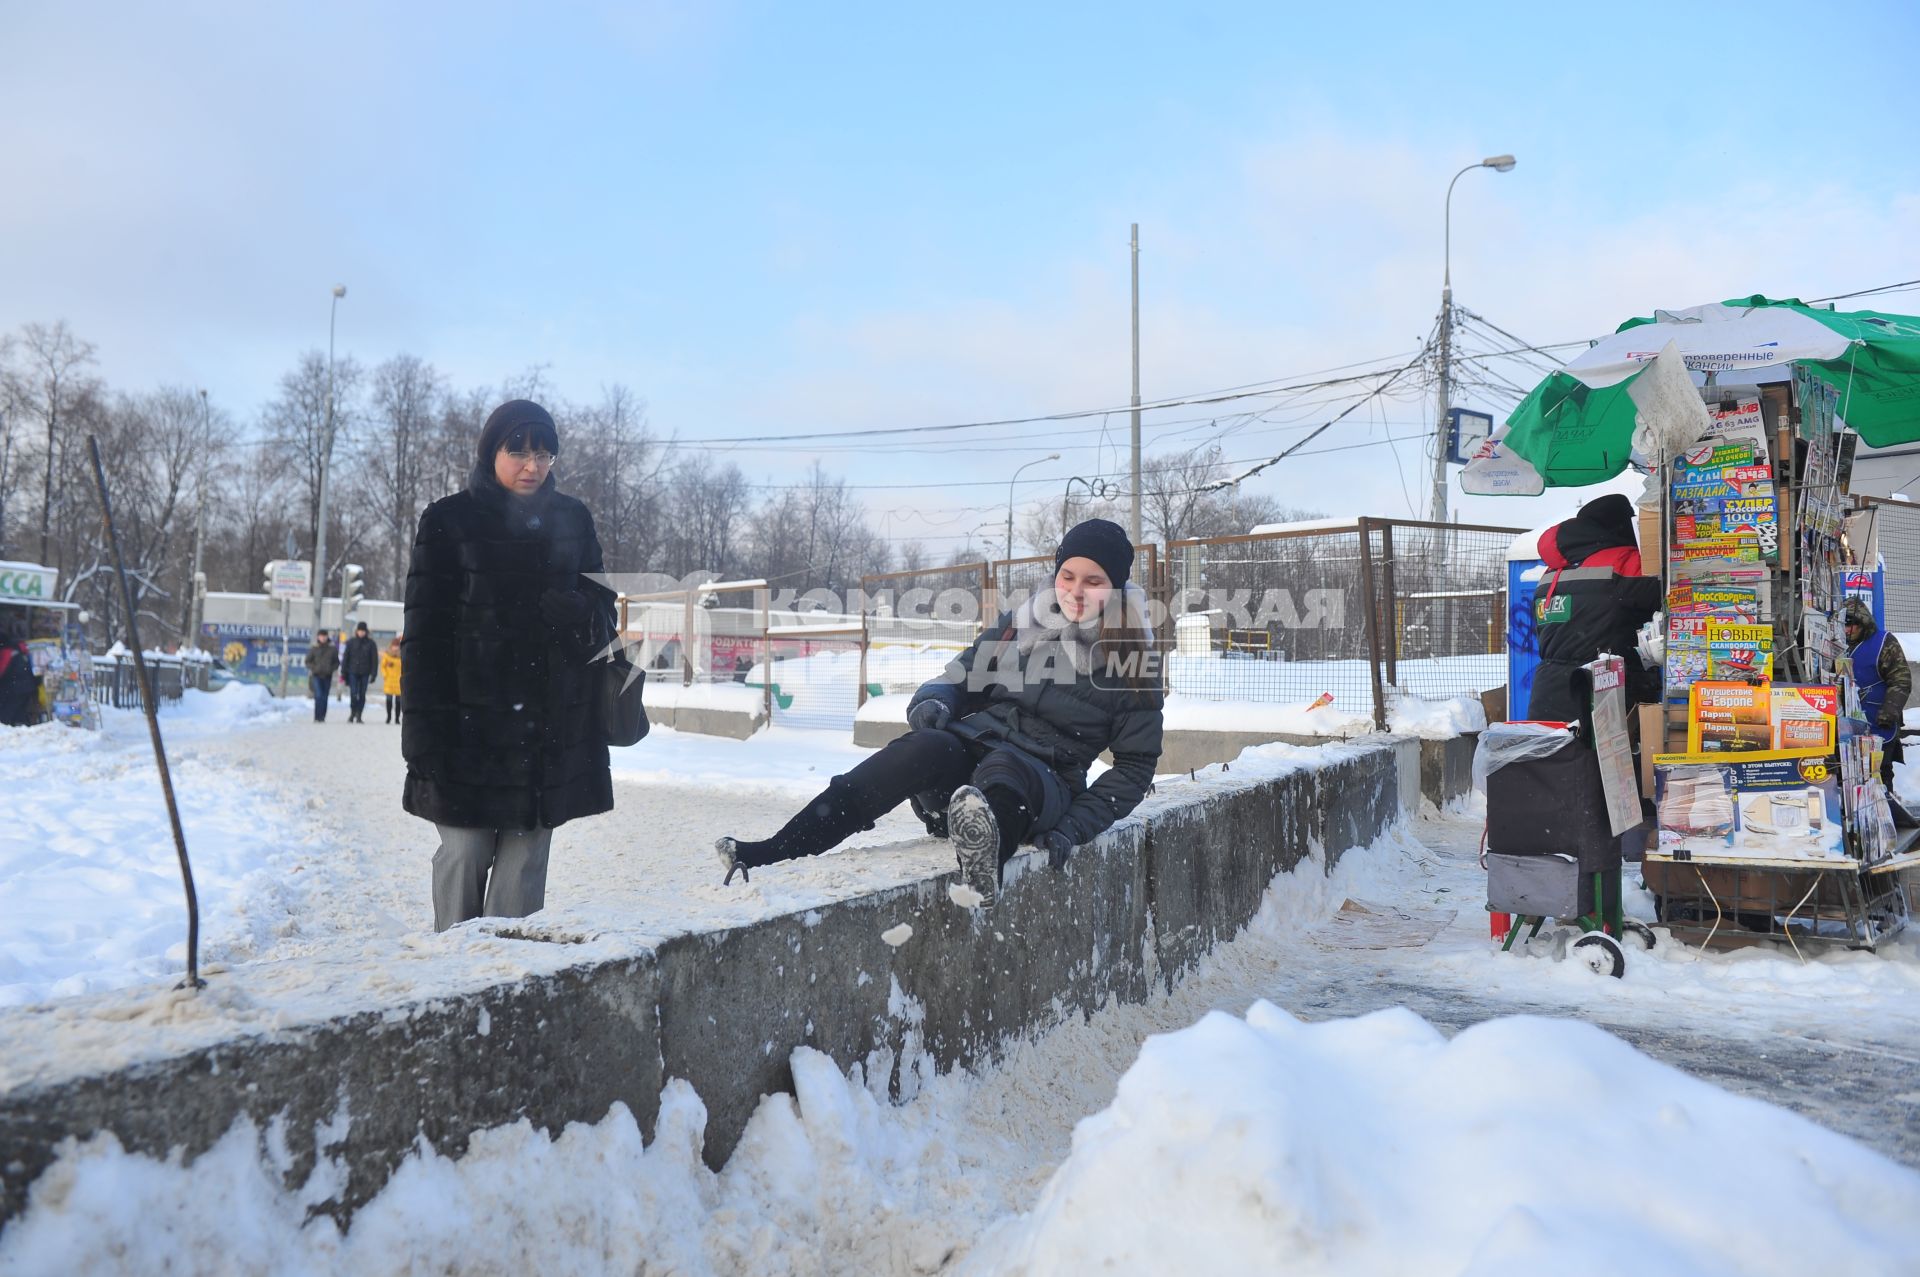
{"left": 262, "top": 560, "right": 282, "bottom": 595}
{"left": 341, "top": 563, "right": 365, "bottom": 617}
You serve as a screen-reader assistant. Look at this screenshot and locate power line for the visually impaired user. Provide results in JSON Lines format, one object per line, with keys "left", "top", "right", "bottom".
{"left": 1195, "top": 345, "right": 1433, "bottom": 494}
{"left": 664, "top": 359, "right": 1423, "bottom": 446}
{"left": 902, "top": 429, "right": 1437, "bottom": 540}
{"left": 1805, "top": 278, "right": 1920, "bottom": 305}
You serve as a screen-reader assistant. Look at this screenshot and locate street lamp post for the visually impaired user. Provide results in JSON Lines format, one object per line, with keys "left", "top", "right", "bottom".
{"left": 1429, "top": 154, "right": 1515, "bottom": 525}
{"left": 311, "top": 284, "right": 347, "bottom": 640}
{"left": 186, "top": 388, "right": 209, "bottom": 648}
{"left": 1006, "top": 453, "right": 1061, "bottom": 588}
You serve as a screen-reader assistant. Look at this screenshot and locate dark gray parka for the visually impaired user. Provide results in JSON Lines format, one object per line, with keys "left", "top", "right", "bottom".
{"left": 906, "top": 609, "right": 1164, "bottom": 846}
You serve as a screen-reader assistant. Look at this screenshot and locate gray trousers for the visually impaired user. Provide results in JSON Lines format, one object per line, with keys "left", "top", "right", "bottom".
{"left": 432, "top": 824, "right": 554, "bottom": 932}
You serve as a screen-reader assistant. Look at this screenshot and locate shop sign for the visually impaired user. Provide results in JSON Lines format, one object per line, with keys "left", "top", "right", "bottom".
{"left": 0, "top": 563, "right": 57, "bottom": 603}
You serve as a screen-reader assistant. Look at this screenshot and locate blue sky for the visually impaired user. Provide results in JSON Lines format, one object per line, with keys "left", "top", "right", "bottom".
{"left": 4, "top": 1, "right": 1916, "bottom": 545}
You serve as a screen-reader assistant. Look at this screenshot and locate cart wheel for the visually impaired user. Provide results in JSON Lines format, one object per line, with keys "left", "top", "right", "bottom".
{"left": 1572, "top": 932, "right": 1625, "bottom": 978}
{"left": 1621, "top": 920, "right": 1657, "bottom": 951}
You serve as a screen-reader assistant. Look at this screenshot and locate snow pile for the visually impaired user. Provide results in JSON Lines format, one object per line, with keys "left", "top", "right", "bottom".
{"left": 12, "top": 1006, "right": 1917, "bottom": 1275}
{"left": 606, "top": 723, "right": 870, "bottom": 796}
{"left": 1386, "top": 691, "right": 1486, "bottom": 738}
{"left": 967, "top": 1006, "right": 1920, "bottom": 1275}
{"left": 853, "top": 690, "right": 912, "bottom": 724}
{"left": 0, "top": 694, "right": 314, "bottom": 1006}
{"left": 1162, "top": 693, "right": 1372, "bottom": 737}
{"left": 639, "top": 679, "right": 766, "bottom": 716}
{"left": 1159, "top": 690, "right": 1484, "bottom": 740}
{"left": 165, "top": 682, "right": 305, "bottom": 732}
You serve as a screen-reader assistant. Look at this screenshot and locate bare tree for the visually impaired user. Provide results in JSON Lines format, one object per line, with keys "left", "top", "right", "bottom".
{"left": 663, "top": 454, "right": 750, "bottom": 578}
{"left": 262, "top": 350, "right": 364, "bottom": 579}
{"left": 560, "top": 385, "right": 671, "bottom": 573}
{"left": 1, "top": 321, "right": 100, "bottom": 570}
{"left": 359, "top": 354, "right": 445, "bottom": 597}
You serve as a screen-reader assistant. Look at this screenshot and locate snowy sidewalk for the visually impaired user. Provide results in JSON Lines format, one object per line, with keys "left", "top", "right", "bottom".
{"left": 8, "top": 690, "right": 1919, "bottom": 1177}
{"left": 6, "top": 802, "right": 1919, "bottom": 1275}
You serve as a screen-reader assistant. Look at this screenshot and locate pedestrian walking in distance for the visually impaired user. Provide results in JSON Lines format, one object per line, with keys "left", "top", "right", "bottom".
{"left": 340, "top": 621, "right": 378, "bottom": 723}
{"left": 305, "top": 630, "right": 338, "bottom": 723}
{"left": 401, "top": 399, "right": 616, "bottom": 931}
{"left": 717, "top": 518, "right": 1164, "bottom": 907}
{"left": 380, "top": 634, "right": 403, "bottom": 724}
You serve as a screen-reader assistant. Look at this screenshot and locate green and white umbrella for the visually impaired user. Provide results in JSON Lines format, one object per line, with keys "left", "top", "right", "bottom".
{"left": 1462, "top": 295, "right": 1920, "bottom": 493}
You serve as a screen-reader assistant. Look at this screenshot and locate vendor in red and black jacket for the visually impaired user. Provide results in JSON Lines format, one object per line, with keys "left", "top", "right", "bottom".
{"left": 1526, "top": 494, "right": 1663, "bottom": 723}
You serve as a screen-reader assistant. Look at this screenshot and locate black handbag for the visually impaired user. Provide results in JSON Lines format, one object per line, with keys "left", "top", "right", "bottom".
{"left": 601, "top": 658, "right": 649, "bottom": 747}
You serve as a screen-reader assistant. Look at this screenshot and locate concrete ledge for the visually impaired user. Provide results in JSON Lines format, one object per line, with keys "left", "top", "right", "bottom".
{"left": 670, "top": 705, "right": 766, "bottom": 740}
{"left": 856, "top": 717, "right": 1476, "bottom": 808}
{"left": 0, "top": 739, "right": 1414, "bottom": 1224}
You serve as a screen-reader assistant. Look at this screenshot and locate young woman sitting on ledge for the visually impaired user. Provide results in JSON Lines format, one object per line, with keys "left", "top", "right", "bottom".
{"left": 715, "top": 518, "right": 1164, "bottom": 907}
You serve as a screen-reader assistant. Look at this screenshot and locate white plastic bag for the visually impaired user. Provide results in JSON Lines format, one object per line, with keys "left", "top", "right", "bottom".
{"left": 1472, "top": 721, "right": 1576, "bottom": 793}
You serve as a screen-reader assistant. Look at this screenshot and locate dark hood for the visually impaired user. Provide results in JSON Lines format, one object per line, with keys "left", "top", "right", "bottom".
{"left": 1547, "top": 494, "right": 1637, "bottom": 569}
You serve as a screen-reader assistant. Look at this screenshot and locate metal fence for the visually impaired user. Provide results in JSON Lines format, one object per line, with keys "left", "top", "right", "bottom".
{"left": 88, "top": 656, "right": 210, "bottom": 710}
{"left": 1855, "top": 496, "right": 1920, "bottom": 632}
{"left": 1166, "top": 518, "right": 1521, "bottom": 730}
{"left": 614, "top": 523, "right": 1522, "bottom": 738}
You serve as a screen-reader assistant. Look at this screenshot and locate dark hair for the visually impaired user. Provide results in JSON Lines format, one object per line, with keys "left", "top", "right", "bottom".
{"left": 478, "top": 400, "right": 561, "bottom": 466}
{"left": 500, "top": 421, "right": 559, "bottom": 457}
{"left": 1092, "top": 588, "right": 1162, "bottom": 698}
{"left": 316, "top": 629, "right": 329, "bottom": 638}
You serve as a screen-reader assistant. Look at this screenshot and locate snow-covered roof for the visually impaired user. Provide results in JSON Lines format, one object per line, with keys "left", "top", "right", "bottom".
{"left": 1248, "top": 517, "right": 1362, "bottom": 536}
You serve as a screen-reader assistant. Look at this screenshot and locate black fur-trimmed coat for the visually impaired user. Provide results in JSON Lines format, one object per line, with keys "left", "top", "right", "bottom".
{"left": 400, "top": 470, "right": 615, "bottom": 831}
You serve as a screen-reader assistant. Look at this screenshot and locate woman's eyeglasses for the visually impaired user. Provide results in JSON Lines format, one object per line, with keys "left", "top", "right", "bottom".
{"left": 505, "top": 449, "right": 556, "bottom": 467}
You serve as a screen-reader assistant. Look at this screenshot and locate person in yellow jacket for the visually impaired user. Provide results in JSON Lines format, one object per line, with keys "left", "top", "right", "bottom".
{"left": 380, "top": 635, "right": 404, "bottom": 724}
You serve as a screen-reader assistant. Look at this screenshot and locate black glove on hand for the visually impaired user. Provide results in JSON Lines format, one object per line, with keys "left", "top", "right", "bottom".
{"left": 1038, "top": 828, "right": 1074, "bottom": 872}
{"left": 906, "top": 699, "right": 952, "bottom": 732}
{"left": 540, "top": 588, "right": 592, "bottom": 631}
{"left": 1878, "top": 708, "right": 1900, "bottom": 731}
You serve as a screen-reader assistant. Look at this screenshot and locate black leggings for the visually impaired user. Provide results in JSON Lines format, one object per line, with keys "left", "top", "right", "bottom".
{"left": 730, "top": 728, "right": 1052, "bottom": 869}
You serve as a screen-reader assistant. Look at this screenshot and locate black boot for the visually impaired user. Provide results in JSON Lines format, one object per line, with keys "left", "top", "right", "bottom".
{"left": 909, "top": 789, "right": 951, "bottom": 839}
{"left": 949, "top": 784, "right": 1033, "bottom": 909}
{"left": 716, "top": 776, "right": 879, "bottom": 884}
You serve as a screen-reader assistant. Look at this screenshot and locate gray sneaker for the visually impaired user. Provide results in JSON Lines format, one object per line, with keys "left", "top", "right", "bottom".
{"left": 948, "top": 785, "right": 999, "bottom": 907}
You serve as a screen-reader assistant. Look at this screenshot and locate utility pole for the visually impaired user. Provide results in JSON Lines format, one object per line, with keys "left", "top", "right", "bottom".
{"left": 311, "top": 284, "right": 346, "bottom": 640}
{"left": 1430, "top": 155, "right": 1515, "bottom": 525}
{"left": 1429, "top": 290, "right": 1452, "bottom": 525}
{"left": 1129, "top": 223, "right": 1143, "bottom": 545}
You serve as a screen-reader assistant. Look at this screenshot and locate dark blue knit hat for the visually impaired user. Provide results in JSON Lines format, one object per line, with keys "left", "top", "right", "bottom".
{"left": 1055, "top": 518, "right": 1134, "bottom": 587}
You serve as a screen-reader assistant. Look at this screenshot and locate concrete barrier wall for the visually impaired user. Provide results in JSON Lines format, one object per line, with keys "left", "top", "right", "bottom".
{"left": 858, "top": 717, "right": 1477, "bottom": 808}
{"left": 0, "top": 739, "right": 1414, "bottom": 1225}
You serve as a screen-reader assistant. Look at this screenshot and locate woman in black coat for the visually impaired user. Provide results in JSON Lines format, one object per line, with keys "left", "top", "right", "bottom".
{"left": 401, "top": 399, "right": 616, "bottom": 931}
{"left": 717, "top": 518, "right": 1164, "bottom": 907}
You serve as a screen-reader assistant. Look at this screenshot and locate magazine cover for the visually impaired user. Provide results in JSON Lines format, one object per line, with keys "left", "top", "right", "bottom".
{"left": 1654, "top": 751, "right": 1844, "bottom": 861}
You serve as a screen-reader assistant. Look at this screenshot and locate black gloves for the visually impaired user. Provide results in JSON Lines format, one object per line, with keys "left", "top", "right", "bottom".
{"left": 1038, "top": 828, "right": 1074, "bottom": 871}
{"left": 1877, "top": 707, "right": 1900, "bottom": 731}
{"left": 906, "top": 699, "right": 952, "bottom": 732}
{"left": 540, "top": 588, "right": 592, "bottom": 630}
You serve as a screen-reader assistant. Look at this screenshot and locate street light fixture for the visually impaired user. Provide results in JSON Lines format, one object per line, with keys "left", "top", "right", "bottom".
{"left": 312, "top": 284, "right": 347, "bottom": 640}
{"left": 1062, "top": 475, "right": 1118, "bottom": 530}
{"left": 1006, "top": 453, "right": 1061, "bottom": 586}
{"left": 1430, "top": 154, "right": 1515, "bottom": 524}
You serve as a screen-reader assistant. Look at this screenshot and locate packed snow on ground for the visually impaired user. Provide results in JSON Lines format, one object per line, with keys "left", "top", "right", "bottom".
{"left": 0, "top": 685, "right": 310, "bottom": 1006}
{"left": 7, "top": 814, "right": 1919, "bottom": 1276}
{"left": 8, "top": 695, "right": 1920, "bottom": 1273}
